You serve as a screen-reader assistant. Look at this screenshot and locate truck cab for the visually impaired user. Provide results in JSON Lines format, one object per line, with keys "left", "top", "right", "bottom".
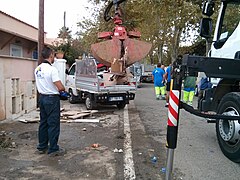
{"left": 65, "top": 63, "right": 79, "bottom": 103}
{"left": 188, "top": 0, "right": 240, "bottom": 163}
{"left": 210, "top": 1, "right": 240, "bottom": 59}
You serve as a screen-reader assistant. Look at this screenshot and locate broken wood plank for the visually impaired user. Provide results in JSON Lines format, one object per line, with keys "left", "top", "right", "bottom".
{"left": 18, "top": 118, "right": 39, "bottom": 123}
{"left": 80, "top": 110, "right": 91, "bottom": 113}
{"left": 61, "top": 110, "right": 99, "bottom": 117}
{"left": 66, "top": 119, "right": 100, "bottom": 123}
{"left": 90, "top": 110, "right": 99, "bottom": 116}
{"left": 60, "top": 119, "right": 68, "bottom": 123}
{"left": 61, "top": 111, "right": 81, "bottom": 116}
{"left": 67, "top": 113, "right": 91, "bottom": 119}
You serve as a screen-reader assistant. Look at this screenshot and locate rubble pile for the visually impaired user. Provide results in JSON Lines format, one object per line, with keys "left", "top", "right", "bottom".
{"left": 0, "top": 131, "right": 14, "bottom": 148}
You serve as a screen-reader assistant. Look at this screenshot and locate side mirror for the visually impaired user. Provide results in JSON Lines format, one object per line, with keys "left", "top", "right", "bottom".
{"left": 200, "top": 18, "right": 212, "bottom": 38}
{"left": 65, "top": 69, "right": 69, "bottom": 75}
{"left": 202, "top": 1, "right": 215, "bottom": 17}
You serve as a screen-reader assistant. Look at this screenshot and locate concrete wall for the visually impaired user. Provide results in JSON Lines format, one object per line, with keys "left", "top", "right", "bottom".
{"left": 0, "top": 31, "right": 37, "bottom": 58}
{"left": 0, "top": 63, "right": 5, "bottom": 120}
{"left": 0, "top": 56, "right": 37, "bottom": 120}
{"left": 0, "top": 11, "right": 58, "bottom": 120}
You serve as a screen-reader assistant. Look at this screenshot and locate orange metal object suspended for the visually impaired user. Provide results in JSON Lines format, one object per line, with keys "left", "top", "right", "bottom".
{"left": 90, "top": 0, "right": 152, "bottom": 73}
{"left": 91, "top": 36, "right": 152, "bottom": 67}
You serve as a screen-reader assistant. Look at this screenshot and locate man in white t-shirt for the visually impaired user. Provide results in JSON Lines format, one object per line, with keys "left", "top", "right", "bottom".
{"left": 35, "top": 47, "right": 66, "bottom": 157}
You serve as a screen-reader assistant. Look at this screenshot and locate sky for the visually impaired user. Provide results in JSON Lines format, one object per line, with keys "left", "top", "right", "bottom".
{"left": 1, "top": 0, "right": 94, "bottom": 38}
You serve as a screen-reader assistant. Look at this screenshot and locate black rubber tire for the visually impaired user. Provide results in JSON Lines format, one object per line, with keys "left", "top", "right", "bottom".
{"left": 216, "top": 92, "right": 240, "bottom": 163}
{"left": 68, "top": 89, "right": 77, "bottom": 104}
{"left": 85, "top": 94, "right": 96, "bottom": 110}
{"left": 116, "top": 102, "right": 126, "bottom": 109}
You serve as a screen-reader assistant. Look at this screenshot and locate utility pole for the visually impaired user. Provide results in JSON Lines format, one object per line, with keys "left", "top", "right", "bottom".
{"left": 38, "top": 0, "right": 44, "bottom": 65}
{"left": 64, "top": 11, "right": 66, "bottom": 28}
{"left": 63, "top": 11, "right": 67, "bottom": 40}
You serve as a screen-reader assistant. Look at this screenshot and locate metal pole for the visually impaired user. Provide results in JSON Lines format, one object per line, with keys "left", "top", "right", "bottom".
{"left": 38, "top": 0, "right": 44, "bottom": 65}
{"left": 166, "top": 149, "right": 174, "bottom": 180}
{"left": 165, "top": 65, "right": 183, "bottom": 180}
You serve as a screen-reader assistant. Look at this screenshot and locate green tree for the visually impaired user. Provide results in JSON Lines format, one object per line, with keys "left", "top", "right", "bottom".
{"left": 52, "top": 26, "right": 84, "bottom": 66}
{"left": 58, "top": 26, "right": 72, "bottom": 40}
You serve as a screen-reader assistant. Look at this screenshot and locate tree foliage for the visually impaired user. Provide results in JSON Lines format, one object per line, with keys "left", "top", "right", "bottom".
{"left": 53, "top": 26, "right": 85, "bottom": 66}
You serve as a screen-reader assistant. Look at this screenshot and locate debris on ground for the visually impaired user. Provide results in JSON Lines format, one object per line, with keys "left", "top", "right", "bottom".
{"left": 0, "top": 131, "right": 15, "bottom": 149}
{"left": 91, "top": 143, "right": 100, "bottom": 148}
{"left": 113, "top": 148, "right": 123, "bottom": 153}
{"left": 18, "top": 109, "right": 101, "bottom": 124}
{"left": 151, "top": 156, "right": 157, "bottom": 163}
{"left": 61, "top": 110, "right": 99, "bottom": 120}
{"left": 161, "top": 167, "right": 166, "bottom": 173}
{"left": 67, "top": 113, "right": 92, "bottom": 119}
{"left": 18, "top": 118, "right": 39, "bottom": 123}
{"left": 65, "top": 119, "right": 100, "bottom": 123}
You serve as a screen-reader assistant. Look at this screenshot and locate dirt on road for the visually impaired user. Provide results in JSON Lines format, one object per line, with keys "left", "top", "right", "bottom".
{"left": 0, "top": 101, "right": 127, "bottom": 180}
{"left": 0, "top": 92, "right": 168, "bottom": 180}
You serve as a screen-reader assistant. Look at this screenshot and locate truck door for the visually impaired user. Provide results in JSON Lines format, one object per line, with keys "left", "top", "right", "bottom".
{"left": 211, "top": 2, "right": 240, "bottom": 59}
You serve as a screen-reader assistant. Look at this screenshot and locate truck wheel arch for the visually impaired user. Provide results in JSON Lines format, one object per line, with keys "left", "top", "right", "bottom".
{"left": 216, "top": 92, "right": 240, "bottom": 163}
{"left": 212, "top": 79, "right": 238, "bottom": 111}
{"left": 68, "top": 89, "right": 77, "bottom": 104}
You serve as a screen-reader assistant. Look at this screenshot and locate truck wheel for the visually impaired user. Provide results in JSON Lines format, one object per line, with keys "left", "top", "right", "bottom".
{"left": 85, "top": 94, "right": 96, "bottom": 110}
{"left": 116, "top": 102, "right": 126, "bottom": 109}
{"left": 68, "top": 89, "right": 77, "bottom": 104}
{"left": 216, "top": 92, "right": 240, "bottom": 163}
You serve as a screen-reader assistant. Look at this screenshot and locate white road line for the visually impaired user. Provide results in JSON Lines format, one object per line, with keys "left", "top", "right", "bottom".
{"left": 123, "top": 104, "right": 136, "bottom": 180}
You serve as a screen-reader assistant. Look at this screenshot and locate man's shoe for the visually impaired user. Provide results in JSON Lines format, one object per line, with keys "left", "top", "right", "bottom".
{"left": 48, "top": 148, "right": 66, "bottom": 157}
{"left": 36, "top": 148, "right": 48, "bottom": 154}
{"left": 165, "top": 103, "right": 169, "bottom": 108}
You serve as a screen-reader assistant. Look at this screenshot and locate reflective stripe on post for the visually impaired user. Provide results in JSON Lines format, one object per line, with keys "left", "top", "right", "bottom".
{"left": 166, "top": 89, "right": 181, "bottom": 149}
{"left": 168, "top": 90, "right": 180, "bottom": 127}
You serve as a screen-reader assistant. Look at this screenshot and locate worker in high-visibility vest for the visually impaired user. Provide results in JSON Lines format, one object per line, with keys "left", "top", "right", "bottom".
{"left": 152, "top": 63, "right": 165, "bottom": 100}
{"left": 183, "top": 76, "right": 196, "bottom": 106}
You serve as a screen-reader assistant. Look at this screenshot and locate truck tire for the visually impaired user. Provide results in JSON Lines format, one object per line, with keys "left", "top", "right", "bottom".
{"left": 216, "top": 92, "right": 240, "bottom": 163}
{"left": 85, "top": 94, "right": 96, "bottom": 110}
{"left": 116, "top": 102, "right": 126, "bottom": 109}
{"left": 68, "top": 89, "right": 77, "bottom": 104}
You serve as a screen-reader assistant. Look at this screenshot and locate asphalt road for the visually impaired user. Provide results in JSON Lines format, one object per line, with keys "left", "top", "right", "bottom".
{"left": 0, "top": 83, "right": 239, "bottom": 180}
{"left": 133, "top": 83, "right": 240, "bottom": 180}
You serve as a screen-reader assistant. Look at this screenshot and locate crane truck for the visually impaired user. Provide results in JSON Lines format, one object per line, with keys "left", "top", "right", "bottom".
{"left": 180, "top": 0, "right": 240, "bottom": 163}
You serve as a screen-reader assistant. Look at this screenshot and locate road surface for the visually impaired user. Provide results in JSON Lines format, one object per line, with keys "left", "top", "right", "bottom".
{"left": 133, "top": 83, "right": 240, "bottom": 180}
{"left": 0, "top": 82, "right": 239, "bottom": 179}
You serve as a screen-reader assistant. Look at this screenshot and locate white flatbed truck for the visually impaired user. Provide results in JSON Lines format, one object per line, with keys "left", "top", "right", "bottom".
{"left": 66, "top": 57, "right": 136, "bottom": 110}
